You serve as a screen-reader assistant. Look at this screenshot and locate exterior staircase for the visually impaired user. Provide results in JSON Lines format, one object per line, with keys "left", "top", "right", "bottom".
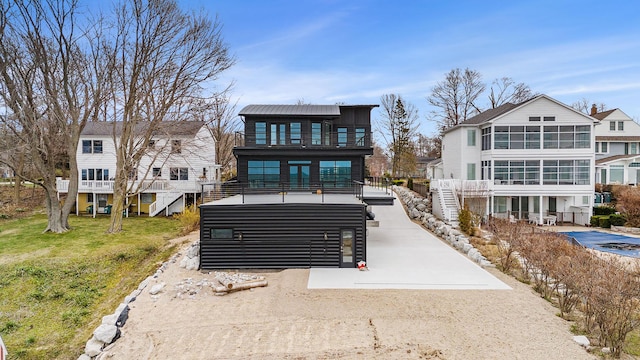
{"left": 437, "top": 180, "right": 460, "bottom": 226}
{"left": 149, "top": 191, "right": 184, "bottom": 217}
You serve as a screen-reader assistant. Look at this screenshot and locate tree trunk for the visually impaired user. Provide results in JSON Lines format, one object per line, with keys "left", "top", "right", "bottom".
{"left": 42, "top": 183, "right": 69, "bottom": 233}
{"left": 107, "top": 164, "right": 128, "bottom": 233}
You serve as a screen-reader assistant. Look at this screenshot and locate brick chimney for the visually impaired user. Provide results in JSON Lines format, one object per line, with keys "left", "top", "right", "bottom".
{"left": 590, "top": 104, "right": 598, "bottom": 116}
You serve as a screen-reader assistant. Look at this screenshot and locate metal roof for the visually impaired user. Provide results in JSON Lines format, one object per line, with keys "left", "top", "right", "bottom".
{"left": 239, "top": 104, "right": 341, "bottom": 116}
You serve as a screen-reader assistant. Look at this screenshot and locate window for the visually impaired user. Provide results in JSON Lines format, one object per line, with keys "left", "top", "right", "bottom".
{"left": 269, "top": 123, "right": 286, "bottom": 145}
{"left": 87, "top": 193, "right": 94, "bottom": 203}
{"left": 525, "top": 126, "right": 540, "bottom": 149}
{"left": 170, "top": 167, "right": 188, "bottom": 180}
{"left": 610, "top": 121, "right": 616, "bottom": 131}
{"left": 141, "top": 193, "right": 153, "bottom": 204}
{"left": 494, "top": 160, "right": 539, "bottom": 185}
{"left": 601, "top": 142, "right": 608, "bottom": 153}
{"left": 248, "top": 160, "right": 280, "bottom": 188}
{"left": 210, "top": 228, "right": 233, "bottom": 239}
{"left": 323, "top": 121, "right": 332, "bottom": 145}
{"left": 466, "top": 163, "right": 476, "bottom": 180}
{"left": 595, "top": 142, "right": 600, "bottom": 153}
{"left": 319, "top": 160, "right": 351, "bottom": 188}
{"left": 543, "top": 125, "right": 590, "bottom": 149}
{"left": 632, "top": 143, "right": 639, "bottom": 154}
{"left": 529, "top": 116, "right": 541, "bottom": 122}
{"left": 82, "top": 140, "right": 103, "bottom": 154}
{"left": 355, "top": 128, "right": 365, "bottom": 146}
{"left": 618, "top": 121, "right": 624, "bottom": 131}
{"left": 255, "top": 122, "right": 266, "bottom": 145}
{"left": 467, "top": 129, "right": 476, "bottom": 146}
{"left": 337, "top": 128, "right": 347, "bottom": 147}
{"left": 509, "top": 126, "right": 524, "bottom": 149}
{"left": 290, "top": 123, "right": 301, "bottom": 144}
{"left": 543, "top": 116, "right": 555, "bottom": 122}
{"left": 494, "top": 126, "right": 509, "bottom": 149}
{"left": 311, "top": 123, "right": 322, "bottom": 145}
{"left": 493, "top": 196, "right": 507, "bottom": 213}
{"left": 171, "top": 140, "right": 181, "bottom": 154}
{"left": 152, "top": 167, "right": 162, "bottom": 177}
{"left": 128, "top": 168, "right": 138, "bottom": 180}
{"left": 543, "top": 160, "right": 590, "bottom": 185}
{"left": 81, "top": 168, "right": 109, "bottom": 181}
{"left": 148, "top": 140, "right": 156, "bottom": 149}
{"left": 202, "top": 167, "right": 207, "bottom": 179}
{"left": 481, "top": 127, "right": 491, "bottom": 150}
{"left": 610, "top": 165, "right": 624, "bottom": 184}
{"left": 481, "top": 160, "right": 491, "bottom": 180}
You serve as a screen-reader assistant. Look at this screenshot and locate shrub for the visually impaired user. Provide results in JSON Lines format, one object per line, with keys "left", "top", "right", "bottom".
{"left": 598, "top": 217, "right": 611, "bottom": 228}
{"left": 590, "top": 216, "right": 600, "bottom": 227}
{"left": 593, "top": 206, "right": 617, "bottom": 216}
{"left": 391, "top": 179, "right": 404, "bottom": 186}
{"left": 458, "top": 205, "right": 473, "bottom": 235}
{"left": 173, "top": 204, "right": 200, "bottom": 235}
{"left": 407, "top": 177, "right": 413, "bottom": 190}
{"left": 609, "top": 213, "right": 626, "bottom": 226}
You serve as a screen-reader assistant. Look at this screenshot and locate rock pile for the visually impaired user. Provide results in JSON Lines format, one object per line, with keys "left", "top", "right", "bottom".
{"left": 394, "top": 186, "right": 492, "bottom": 267}
{"left": 179, "top": 242, "right": 200, "bottom": 270}
{"left": 78, "top": 248, "right": 181, "bottom": 359}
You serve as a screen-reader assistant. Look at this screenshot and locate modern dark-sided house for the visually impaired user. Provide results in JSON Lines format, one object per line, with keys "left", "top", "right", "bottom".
{"left": 200, "top": 104, "right": 381, "bottom": 269}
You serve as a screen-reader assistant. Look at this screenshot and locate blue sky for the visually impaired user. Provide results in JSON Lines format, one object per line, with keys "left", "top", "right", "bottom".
{"left": 186, "top": 1, "right": 640, "bottom": 135}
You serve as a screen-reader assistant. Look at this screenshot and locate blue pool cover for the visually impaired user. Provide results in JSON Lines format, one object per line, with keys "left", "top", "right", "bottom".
{"left": 562, "top": 231, "right": 640, "bottom": 258}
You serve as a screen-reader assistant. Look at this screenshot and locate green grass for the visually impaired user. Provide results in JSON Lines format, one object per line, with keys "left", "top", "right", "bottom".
{"left": 0, "top": 214, "right": 182, "bottom": 359}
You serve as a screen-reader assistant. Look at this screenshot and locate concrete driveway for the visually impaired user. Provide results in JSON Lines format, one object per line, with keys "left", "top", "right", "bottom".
{"left": 308, "top": 198, "right": 510, "bottom": 290}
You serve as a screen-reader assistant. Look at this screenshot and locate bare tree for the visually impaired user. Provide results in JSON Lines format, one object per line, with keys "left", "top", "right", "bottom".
{"left": 0, "top": 0, "right": 106, "bottom": 233}
{"left": 414, "top": 133, "right": 440, "bottom": 158}
{"left": 102, "top": 0, "right": 234, "bottom": 233}
{"left": 427, "top": 68, "right": 485, "bottom": 132}
{"left": 571, "top": 98, "right": 607, "bottom": 115}
{"left": 377, "top": 94, "right": 419, "bottom": 177}
{"left": 203, "top": 93, "right": 240, "bottom": 178}
{"left": 365, "top": 141, "right": 389, "bottom": 177}
{"left": 487, "top": 77, "right": 536, "bottom": 109}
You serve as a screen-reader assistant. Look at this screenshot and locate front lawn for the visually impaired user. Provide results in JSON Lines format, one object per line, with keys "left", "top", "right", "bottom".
{"left": 0, "top": 214, "right": 182, "bottom": 359}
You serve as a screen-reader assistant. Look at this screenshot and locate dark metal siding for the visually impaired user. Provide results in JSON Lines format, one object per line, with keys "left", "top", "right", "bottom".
{"left": 200, "top": 203, "right": 366, "bottom": 269}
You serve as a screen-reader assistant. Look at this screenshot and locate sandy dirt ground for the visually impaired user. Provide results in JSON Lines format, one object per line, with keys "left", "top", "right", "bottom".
{"left": 102, "top": 233, "right": 597, "bottom": 360}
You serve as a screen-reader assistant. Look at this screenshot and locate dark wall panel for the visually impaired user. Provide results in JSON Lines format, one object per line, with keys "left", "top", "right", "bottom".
{"left": 200, "top": 203, "right": 366, "bottom": 269}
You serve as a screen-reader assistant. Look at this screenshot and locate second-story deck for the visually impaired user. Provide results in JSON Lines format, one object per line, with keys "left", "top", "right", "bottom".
{"left": 56, "top": 178, "right": 208, "bottom": 194}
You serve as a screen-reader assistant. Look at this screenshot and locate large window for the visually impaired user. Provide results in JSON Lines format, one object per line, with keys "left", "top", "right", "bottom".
{"left": 610, "top": 121, "right": 616, "bottom": 131}
{"left": 248, "top": 160, "right": 280, "bottom": 188}
{"left": 290, "top": 123, "right": 301, "bottom": 144}
{"left": 544, "top": 125, "right": 590, "bottom": 149}
{"left": 494, "top": 160, "right": 539, "bottom": 185}
{"left": 493, "top": 126, "right": 532, "bottom": 149}
{"left": 82, "top": 168, "right": 109, "bottom": 181}
{"left": 618, "top": 121, "right": 624, "bottom": 131}
{"left": 255, "top": 122, "right": 266, "bottom": 145}
{"left": 82, "top": 140, "right": 103, "bottom": 154}
{"left": 543, "top": 160, "right": 590, "bottom": 185}
{"left": 170, "top": 167, "right": 188, "bottom": 180}
{"left": 319, "top": 160, "right": 351, "bottom": 188}
{"left": 481, "top": 160, "right": 491, "bottom": 180}
{"left": 610, "top": 165, "right": 624, "bottom": 184}
{"left": 481, "top": 127, "right": 491, "bottom": 150}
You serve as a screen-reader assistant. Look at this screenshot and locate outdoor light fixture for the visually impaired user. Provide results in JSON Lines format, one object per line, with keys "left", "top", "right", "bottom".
{"left": 324, "top": 232, "right": 328, "bottom": 240}
{"left": 238, "top": 232, "right": 243, "bottom": 241}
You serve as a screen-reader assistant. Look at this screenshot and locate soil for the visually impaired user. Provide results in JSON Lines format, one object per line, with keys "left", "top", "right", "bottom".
{"left": 103, "top": 232, "right": 598, "bottom": 360}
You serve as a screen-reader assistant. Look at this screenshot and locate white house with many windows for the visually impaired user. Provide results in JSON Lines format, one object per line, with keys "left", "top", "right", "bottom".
{"left": 57, "top": 121, "right": 220, "bottom": 217}
{"left": 432, "top": 94, "right": 595, "bottom": 226}
{"left": 592, "top": 107, "right": 640, "bottom": 185}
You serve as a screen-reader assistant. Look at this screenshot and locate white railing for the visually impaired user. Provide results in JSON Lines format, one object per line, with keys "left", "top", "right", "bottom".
{"left": 56, "top": 178, "right": 204, "bottom": 193}
{"left": 149, "top": 191, "right": 183, "bottom": 217}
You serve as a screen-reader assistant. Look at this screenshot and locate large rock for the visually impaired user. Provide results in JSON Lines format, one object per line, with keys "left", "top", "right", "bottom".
{"left": 78, "top": 354, "right": 92, "bottom": 360}
{"left": 185, "top": 257, "right": 199, "bottom": 271}
{"left": 416, "top": 203, "right": 426, "bottom": 211}
{"left": 186, "top": 243, "right": 200, "bottom": 258}
{"left": 573, "top": 336, "right": 590, "bottom": 348}
{"left": 85, "top": 337, "right": 104, "bottom": 357}
{"left": 149, "top": 282, "right": 165, "bottom": 295}
{"left": 94, "top": 324, "right": 119, "bottom": 344}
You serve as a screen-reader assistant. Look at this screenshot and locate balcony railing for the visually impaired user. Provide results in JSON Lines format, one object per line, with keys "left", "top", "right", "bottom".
{"left": 56, "top": 178, "right": 206, "bottom": 193}
{"left": 201, "top": 180, "right": 387, "bottom": 204}
{"left": 234, "top": 131, "right": 371, "bottom": 149}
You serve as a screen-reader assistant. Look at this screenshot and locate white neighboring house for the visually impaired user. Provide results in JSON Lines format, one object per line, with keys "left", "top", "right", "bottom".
{"left": 57, "top": 121, "right": 220, "bottom": 217}
{"left": 431, "top": 94, "right": 595, "bottom": 226}
{"left": 591, "top": 107, "right": 640, "bottom": 185}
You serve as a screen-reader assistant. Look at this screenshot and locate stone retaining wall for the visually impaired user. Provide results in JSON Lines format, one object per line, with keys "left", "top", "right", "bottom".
{"left": 611, "top": 225, "right": 640, "bottom": 235}
{"left": 393, "top": 186, "right": 492, "bottom": 267}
